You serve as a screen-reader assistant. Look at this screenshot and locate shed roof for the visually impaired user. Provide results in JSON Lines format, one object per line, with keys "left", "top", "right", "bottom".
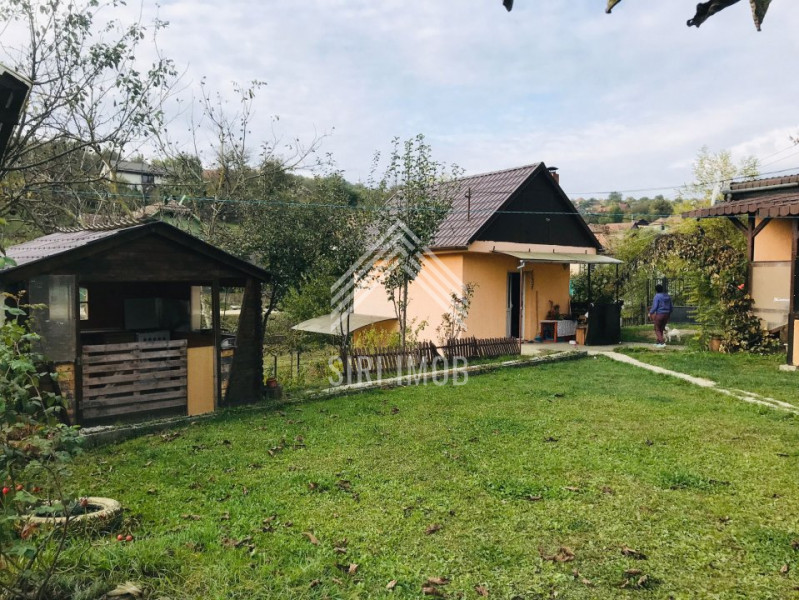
{"left": 430, "top": 163, "right": 599, "bottom": 249}
{"left": 684, "top": 173, "right": 799, "bottom": 219}
{"left": 0, "top": 222, "right": 269, "bottom": 283}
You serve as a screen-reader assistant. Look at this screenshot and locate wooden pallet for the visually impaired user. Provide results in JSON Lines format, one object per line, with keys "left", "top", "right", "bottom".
{"left": 81, "top": 339, "right": 188, "bottom": 420}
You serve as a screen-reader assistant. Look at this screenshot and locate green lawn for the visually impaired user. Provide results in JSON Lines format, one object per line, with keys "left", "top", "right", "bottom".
{"left": 618, "top": 348, "right": 798, "bottom": 407}
{"left": 620, "top": 323, "right": 695, "bottom": 344}
{"left": 54, "top": 357, "right": 799, "bottom": 599}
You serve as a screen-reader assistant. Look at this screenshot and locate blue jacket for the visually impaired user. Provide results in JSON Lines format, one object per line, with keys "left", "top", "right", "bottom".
{"left": 650, "top": 292, "right": 673, "bottom": 315}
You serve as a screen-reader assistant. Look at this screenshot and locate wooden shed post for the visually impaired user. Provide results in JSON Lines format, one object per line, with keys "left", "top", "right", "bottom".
{"left": 224, "top": 277, "right": 264, "bottom": 405}
{"left": 211, "top": 280, "right": 221, "bottom": 409}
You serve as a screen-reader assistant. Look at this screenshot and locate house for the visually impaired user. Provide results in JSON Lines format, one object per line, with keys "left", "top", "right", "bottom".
{"left": 306, "top": 163, "right": 619, "bottom": 344}
{"left": 0, "top": 221, "right": 268, "bottom": 424}
{"left": 106, "top": 160, "right": 167, "bottom": 191}
{"left": 684, "top": 174, "right": 799, "bottom": 366}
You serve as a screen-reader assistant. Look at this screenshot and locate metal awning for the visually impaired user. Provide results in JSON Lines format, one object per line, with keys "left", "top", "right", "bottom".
{"left": 497, "top": 251, "right": 622, "bottom": 265}
{"left": 292, "top": 312, "right": 397, "bottom": 336}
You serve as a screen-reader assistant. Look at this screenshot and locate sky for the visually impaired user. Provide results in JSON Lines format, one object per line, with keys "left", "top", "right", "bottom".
{"left": 11, "top": 0, "right": 799, "bottom": 199}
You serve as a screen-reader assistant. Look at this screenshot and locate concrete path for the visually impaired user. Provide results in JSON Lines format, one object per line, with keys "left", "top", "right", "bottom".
{"left": 523, "top": 342, "right": 799, "bottom": 415}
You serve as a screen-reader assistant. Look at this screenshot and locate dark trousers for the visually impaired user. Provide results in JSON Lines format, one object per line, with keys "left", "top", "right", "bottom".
{"left": 652, "top": 313, "right": 670, "bottom": 343}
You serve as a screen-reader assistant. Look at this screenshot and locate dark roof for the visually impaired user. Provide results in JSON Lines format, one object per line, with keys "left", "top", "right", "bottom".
{"left": 684, "top": 173, "right": 799, "bottom": 219}
{"left": 1, "top": 222, "right": 268, "bottom": 282}
{"left": 432, "top": 164, "right": 538, "bottom": 248}
{"left": 115, "top": 160, "right": 166, "bottom": 176}
{"left": 5, "top": 229, "right": 121, "bottom": 268}
{"left": 430, "top": 163, "right": 598, "bottom": 249}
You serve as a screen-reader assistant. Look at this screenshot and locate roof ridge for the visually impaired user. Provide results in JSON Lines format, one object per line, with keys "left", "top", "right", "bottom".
{"left": 455, "top": 162, "right": 541, "bottom": 183}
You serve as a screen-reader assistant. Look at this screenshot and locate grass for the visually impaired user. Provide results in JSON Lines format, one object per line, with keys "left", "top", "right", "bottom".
{"left": 620, "top": 323, "right": 695, "bottom": 344}
{"left": 618, "top": 347, "right": 798, "bottom": 407}
{"left": 51, "top": 356, "right": 799, "bottom": 599}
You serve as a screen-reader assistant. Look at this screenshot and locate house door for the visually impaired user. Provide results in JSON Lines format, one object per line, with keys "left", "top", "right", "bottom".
{"left": 507, "top": 272, "right": 521, "bottom": 338}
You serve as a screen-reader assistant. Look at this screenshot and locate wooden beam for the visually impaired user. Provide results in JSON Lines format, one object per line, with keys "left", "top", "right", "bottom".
{"left": 727, "top": 215, "right": 748, "bottom": 234}
{"left": 752, "top": 216, "right": 772, "bottom": 238}
{"left": 211, "top": 280, "right": 221, "bottom": 410}
{"left": 788, "top": 219, "right": 799, "bottom": 366}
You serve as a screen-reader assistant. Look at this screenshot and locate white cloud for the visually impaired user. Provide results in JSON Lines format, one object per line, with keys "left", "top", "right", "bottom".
{"left": 4, "top": 0, "right": 799, "bottom": 198}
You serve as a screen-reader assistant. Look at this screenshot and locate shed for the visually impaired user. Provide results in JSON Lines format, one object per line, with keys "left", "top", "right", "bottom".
{"left": 684, "top": 174, "right": 799, "bottom": 366}
{"left": 0, "top": 222, "right": 269, "bottom": 424}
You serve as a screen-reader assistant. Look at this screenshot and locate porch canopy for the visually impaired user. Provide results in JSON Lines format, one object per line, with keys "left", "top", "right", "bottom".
{"left": 496, "top": 250, "right": 622, "bottom": 265}
{"left": 293, "top": 312, "right": 397, "bottom": 336}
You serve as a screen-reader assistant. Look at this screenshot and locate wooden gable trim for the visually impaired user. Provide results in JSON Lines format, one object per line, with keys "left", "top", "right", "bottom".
{"left": 468, "top": 163, "right": 602, "bottom": 250}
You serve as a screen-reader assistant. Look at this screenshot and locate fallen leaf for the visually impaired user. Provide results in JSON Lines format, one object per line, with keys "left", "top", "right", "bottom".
{"left": 425, "top": 523, "right": 442, "bottom": 535}
{"left": 335, "top": 537, "right": 349, "bottom": 548}
{"left": 106, "top": 581, "right": 143, "bottom": 597}
{"left": 793, "top": 539, "right": 799, "bottom": 550}
{"left": 181, "top": 514, "right": 202, "bottom": 521}
{"left": 284, "top": 521, "right": 293, "bottom": 528}
{"left": 348, "top": 563, "right": 359, "bottom": 574}
{"left": 386, "top": 579, "right": 398, "bottom": 590}
{"left": 474, "top": 584, "right": 489, "bottom": 596}
{"left": 144, "top": 460, "right": 153, "bottom": 467}
{"left": 526, "top": 495, "right": 543, "bottom": 502}
{"left": 337, "top": 480, "right": 352, "bottom": 491}
{"left": 332, "top": 577, "right": 344, "bottom": 585}
{"left": 601, "top": 486, "right": 615, "bottom": 495}
{"left": 563, "top": 486, "right": 580, "bottom": 492}
{"left": 781, "top": 563, "right": 790, "bottom": 575}
{"left": 544, "top": 436, "right": 559, "bottom": 443}
{"left": 303, "top": 531, "right": 320, "bottom": 545}
{"left": 541, "top": 546, "right": 575, "bottom": 562}
{"left": 309, "top": 579, "right": 321, "bottom": 588}
{"left": 391, "top": 407, "right": 400, "bottom": 414}
{"left": 146, "top": 488, "right": 157, "bottom": 495}
{"left": 422, "top": 586, "right": 445, "bottom": 597}
{"left": 308, "top": 482, "right": 319, "bottom": 491}
{"left": 334, "top": 546, "right": 347, "bottom": 554}
{"left": 637, "top": 574, "right": 648, "bottom": 587}
{"left": 621, "top": 546, "right": 647, "bottom": 560}
{"left": 624, "top": 569, "right": 642, "bottom": 577}
{"left": 219, "top": 512, "right": 230, "bottom": 521}
{"left": 426, "top": 577, "right": 449, "bottom": 586}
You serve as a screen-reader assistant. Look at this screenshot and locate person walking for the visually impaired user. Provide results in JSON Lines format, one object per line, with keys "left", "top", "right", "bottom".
{"left": 649, "top": 284, "right": 673, "bottom": 348}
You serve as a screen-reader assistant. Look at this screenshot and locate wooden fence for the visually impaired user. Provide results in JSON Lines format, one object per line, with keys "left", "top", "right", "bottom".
{"left": 349, "top": 337, "right": 521, "bottom": 373}
{"left": 81, "top": 339, "right": 188, "bottom": 421}
{"left": 440, "top": 337, "right": 521, "bottom": 360}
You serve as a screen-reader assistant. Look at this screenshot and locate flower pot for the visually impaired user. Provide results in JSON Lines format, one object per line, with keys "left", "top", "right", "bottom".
{"left": 708, "top": 335, "right": 722, "bottom": 352}
{"left": 266, "top": 377, "right": 278, "bottom": 389}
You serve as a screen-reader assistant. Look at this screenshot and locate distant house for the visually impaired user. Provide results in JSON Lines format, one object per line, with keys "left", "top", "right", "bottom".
{"left": 685, "top": 174, "right": 799, "bottom": 366}
{"left": 298, "top": 163, "right": 620, "bottom": 343}
{"left": 106, "top": 160, "right": 167, "bottom": 191}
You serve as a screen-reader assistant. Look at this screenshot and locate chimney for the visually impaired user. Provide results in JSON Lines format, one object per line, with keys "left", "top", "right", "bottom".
{"left": 547, "top": 166, "right": 560, "bottom": 184}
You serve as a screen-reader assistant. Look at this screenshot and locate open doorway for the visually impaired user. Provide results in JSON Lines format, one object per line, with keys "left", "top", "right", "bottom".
{"left": 507, "top": 272, "right": 521, "bottom": 338}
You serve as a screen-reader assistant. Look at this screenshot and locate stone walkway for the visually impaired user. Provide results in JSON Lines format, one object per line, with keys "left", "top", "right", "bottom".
{"left": 523, "top": 342, "right": 799, "bottom": 415}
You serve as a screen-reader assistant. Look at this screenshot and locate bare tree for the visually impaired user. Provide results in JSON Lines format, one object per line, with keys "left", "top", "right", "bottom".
{"left": 0, "top": 0, "right": 177, "bottom": 230}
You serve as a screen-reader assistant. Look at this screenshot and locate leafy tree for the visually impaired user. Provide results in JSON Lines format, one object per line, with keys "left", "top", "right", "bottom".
{"left": 0, "top": 0, "right": 177, "bottom": 230}
{"left": 680, "top": 146, "right": 759, "bottom": 206}
{"left": 374, "top": 135, "right": 462, "bottom": 353}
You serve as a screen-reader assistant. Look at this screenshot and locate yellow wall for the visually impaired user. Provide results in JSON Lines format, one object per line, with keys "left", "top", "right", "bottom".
{"left": 462, "top": 254, "right": 570, "bottom": 341}
{"left": 351, "top": 318, "right": 400, "bottom": 347}
{"left": 754, "top": 218, "right": 793, "bottom": 262}
{"left": 751, "top": 218, "right": 794, "bottom": 330}
{"left": 353, "top": 253, "right": 465, "bottom": 344}
{"left": 353, "top": 249, "right": 573, "bottom": 343}
{"left": 187, "top": 346, "right": 215, "bottom": 416}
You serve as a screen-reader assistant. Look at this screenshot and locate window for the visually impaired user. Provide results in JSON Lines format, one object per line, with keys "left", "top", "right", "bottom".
{"left": 79, "top": 287, "right": 89, "bottom": 320}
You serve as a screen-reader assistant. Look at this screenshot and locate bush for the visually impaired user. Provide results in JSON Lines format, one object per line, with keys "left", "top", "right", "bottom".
{"left": 0, "top": 294, "right": 82, "bottom": 598}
